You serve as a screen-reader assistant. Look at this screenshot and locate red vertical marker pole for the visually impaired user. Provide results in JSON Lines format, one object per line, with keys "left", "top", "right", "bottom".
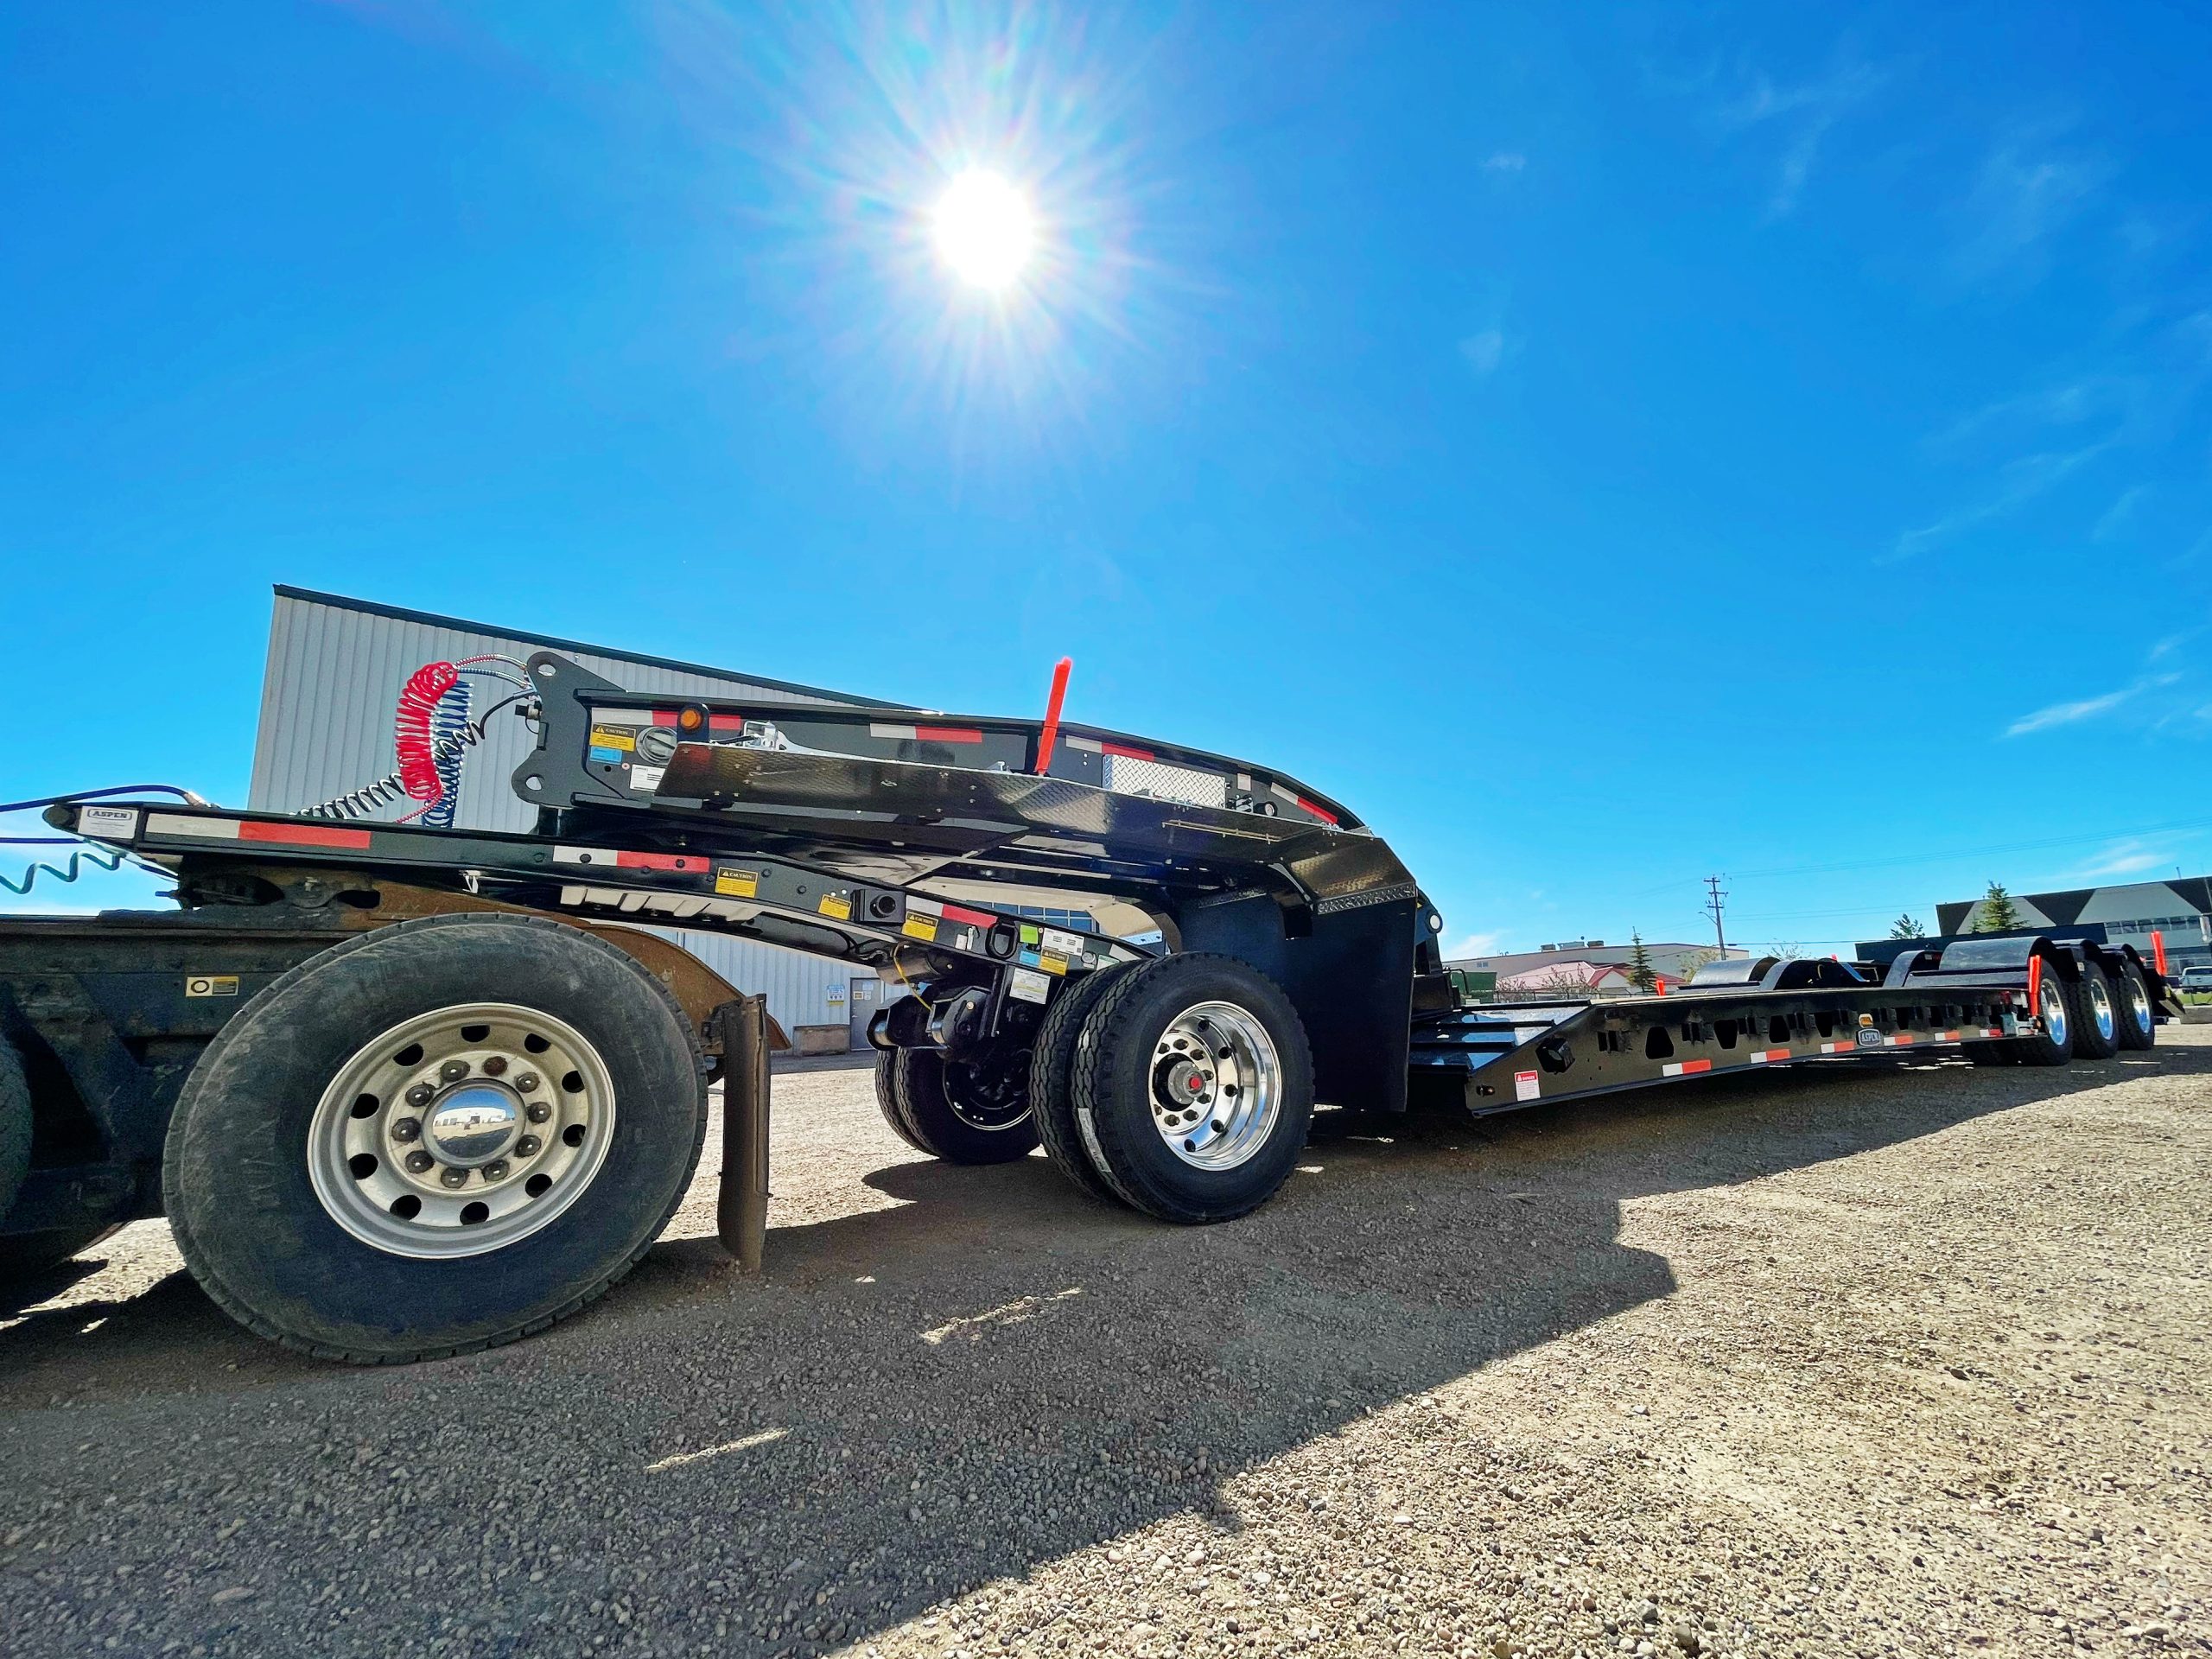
{"left": 2152, "top": 930, "right": 2169, "bottom": 977}
{"left": 2025, "top": 952, "right": 2044, "bottom": 1023}
{"left": 1033, "top": 657, "right": 1072, "bottom": 775}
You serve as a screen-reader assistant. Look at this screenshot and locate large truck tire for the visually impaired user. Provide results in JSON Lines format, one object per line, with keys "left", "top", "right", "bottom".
{"left": 875, "top": 1046, "right": 1040, "bottom": 1164}
{"left": 2069, "top": 962, "right": 2121, "bottom": 1060}
{"left": 1067, "top": 953, "right": 1313, "bottom": 1224}
{"left": 873, "top": 1056, "right": 930, "bottom": 1154}
{"left": 0, "top": 1033, "right": 122, "bottom": 1282}
{"left": 1027, "top": 963, "right": 1137, "bottom": 1207}
{"left": 2113, "top": 963, "right": 2157, "bottom": 1051}
{"left": 2010, "top": 961, "right": 2075, "bottom": 1068}
{"left": 162, "top": 913, "right": 709, "bottom": 1363}
{"left": 0, "top": 1032, "right": 30, "bottom": 1226}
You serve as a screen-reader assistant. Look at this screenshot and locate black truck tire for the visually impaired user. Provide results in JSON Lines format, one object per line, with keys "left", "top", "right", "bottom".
{"left": 0, "top": 1031, "right": 31, "bottom": 1225}
{"left": 877, "top": 1047, "right": 1041, "bottom": 1164}
{"left": 1067, "top": 953, "right": 1313, "bottom": 1224}
{"left": 163, "top": 914, "right": 709, "bottom": 1363}
{"left": 873, "top": 1055, "right": 930, "bottom": 1153}
{"left": 2069, "top": 961, "right": 2121, "bottom": 1060}
{"left": 2010, "top": 961, "right": 2076, "bottom": 1068}
{"left": 1027, "top": 964, "right": 1137, "bottom": 1206}
{"left": 2113, "top": 962, "right": 2157, "bottom": 1051}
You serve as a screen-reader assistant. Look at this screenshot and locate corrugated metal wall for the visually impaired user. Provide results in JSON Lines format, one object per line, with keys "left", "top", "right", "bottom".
{"left": 248, "top": 589, "right": 884, "bottom": 1039}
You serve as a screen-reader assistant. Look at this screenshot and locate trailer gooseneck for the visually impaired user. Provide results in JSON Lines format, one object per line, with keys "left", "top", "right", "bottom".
{"left": 0, "top": 649, "right": 2174, "bottom": 1360}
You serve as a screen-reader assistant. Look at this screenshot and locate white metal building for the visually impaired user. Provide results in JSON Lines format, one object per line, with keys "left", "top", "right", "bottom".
{"left": 247, "top": 586, "right": 896, "bottom": 1041}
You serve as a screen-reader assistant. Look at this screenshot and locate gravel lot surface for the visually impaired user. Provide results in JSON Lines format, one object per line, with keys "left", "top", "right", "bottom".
{"left": 2, "top": 1033, "right": 2206, "bottom": 1659}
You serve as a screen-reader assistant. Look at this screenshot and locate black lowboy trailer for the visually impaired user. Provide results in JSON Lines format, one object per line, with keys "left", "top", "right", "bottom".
{"left": 0, "top": 649, "right": 2178, "bottom": 1361}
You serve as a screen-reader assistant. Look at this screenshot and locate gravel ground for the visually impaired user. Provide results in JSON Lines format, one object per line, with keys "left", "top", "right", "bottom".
{"left": 1, "top": 1033, "right": 2206, "bottom": 1659}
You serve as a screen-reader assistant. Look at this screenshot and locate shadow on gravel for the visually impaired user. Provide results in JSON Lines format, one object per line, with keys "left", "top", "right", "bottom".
{"left": 0, "top": 1044, "right": 2190, "bottom": 1656}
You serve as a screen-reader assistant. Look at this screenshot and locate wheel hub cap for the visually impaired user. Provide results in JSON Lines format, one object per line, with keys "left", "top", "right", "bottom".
{"left": 426, "top": 1084, "right": 522, "bottom": 1166}
{"left": 1148, "top": 1001, "right": 1281, "bottom": 1172}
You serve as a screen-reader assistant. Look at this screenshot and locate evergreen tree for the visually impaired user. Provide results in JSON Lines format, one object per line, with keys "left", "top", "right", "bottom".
{"left": 1888, "top": 913, "right": 1925, "bottom": 940}
{"left": 1626, "top": 931, "right": 1657, "bottom": 993}
{"left": 1977, "top": 882, "right": 2022, "bottom": 932}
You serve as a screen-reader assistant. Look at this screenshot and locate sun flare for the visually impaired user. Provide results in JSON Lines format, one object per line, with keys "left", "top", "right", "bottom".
{"left": 932, "top": 168, "right": 1037, "bottom": 291}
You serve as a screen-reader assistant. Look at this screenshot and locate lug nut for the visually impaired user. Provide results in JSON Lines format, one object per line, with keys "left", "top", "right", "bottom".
{"left": 525, "top": 1101, "right": 552, "bottom": 1124}
{"left": 392, "top": 1117, "right": 422, "bottom": 1143}
{"left": 481, "top": 1055, "right": 508, "bottom": 1077}
{"left": 514, "top": 1072, "right": 540, "bottom": 1093}
{"left": 440, "top": 1166, "right": 470, "bottom": 1189}
{"left": 404, "top": 1150, "right": 435, "bottom": 1174}
{"left": 514, "top": 1135, "right": 541, "bottom": 1157}
{"left": 481, "top": 1160, "right": 509, "bottom": 1181}
{"left": 439, "top": 1059, "right": 470, "bottom": 1082}
{"left": 405, "top": 1084, "right": 434, "bottom": 1108}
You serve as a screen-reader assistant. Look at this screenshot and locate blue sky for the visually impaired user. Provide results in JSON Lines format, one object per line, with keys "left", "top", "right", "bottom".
{"left": 4, "top": 2, "right": 2211, "bottom": 952}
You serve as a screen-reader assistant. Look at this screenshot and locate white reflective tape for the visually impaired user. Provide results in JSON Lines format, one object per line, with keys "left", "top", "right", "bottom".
{"left": 1063, "top": 734, "right": 1103, "bottom": 753}
{"left": 588, "top": 707, "right": 654, "bottom": 727}
{"left": 869, "top": 723, "right": 919, "bottom": 740}
{"left": 1270, "top": 783, "right": 1299, "bottom": 805}
{"left": 146, "top": 814, "right": 239, "bottom": 840}
{"left": 906, "top": 896, "right": 944, "bottom": 917}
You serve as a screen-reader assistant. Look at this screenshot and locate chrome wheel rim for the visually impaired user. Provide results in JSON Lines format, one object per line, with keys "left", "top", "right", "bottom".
{"left": 2039, "top": 979, "right": 2069, "bottom": 1048}
{"left": 2125, "top": 975, "right": 2152, "bottom": 1035}
{"left": 2088, "top": 977, "right": 2116, "bottom": 1044}
{"left": 1148, "top": 1001, "right": 1280, "bottom": 1170}
{"left": 307, "top": 1002, "right": 615, "bottom": 1260}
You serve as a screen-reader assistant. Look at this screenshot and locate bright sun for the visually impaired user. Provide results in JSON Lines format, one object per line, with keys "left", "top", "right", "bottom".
{"left": 932, "top": 169, "right": 1036, "bottom": 291}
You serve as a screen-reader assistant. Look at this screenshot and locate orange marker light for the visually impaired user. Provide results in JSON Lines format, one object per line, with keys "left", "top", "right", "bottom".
{"left": 677, "top": 707, "right": 705, "bottom": 734}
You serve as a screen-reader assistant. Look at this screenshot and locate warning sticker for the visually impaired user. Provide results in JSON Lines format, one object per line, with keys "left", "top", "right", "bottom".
{"left": 1513, "top": 1069, "right": 1541, "bottom": 1102}
{"left": 79, "top": 804, "right": 140, "bottom": 836}
{"left": 714, "top": 868, "right": 759, "bottom": 898}
{"left": 1040, "top": 927, "right": 1084, "bottom": 958}
{"left": 817, "top": 893, "right": 854, "bottom": 921}
{"left": 588, "top": 726, "right": 638, "bottom": 753}
{"left": 186, "top": 975, "right": 239, "bottom": 998}
{"left": 902, "top": 915, "right": 939, "bottom": 943}
{"left": 1039, "top": 952, "right": 1070, "bottom": 976}
{"left": 628, "top": 766, "right": 665, "bottom": 792}
{"left": 1007, "top": 968, "right": 1051, "bottom": 1005}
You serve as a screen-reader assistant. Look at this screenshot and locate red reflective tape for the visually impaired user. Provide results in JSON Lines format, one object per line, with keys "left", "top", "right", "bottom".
{"left": 939, "top": 902, "right": 997, "bottom": 929}
{"left": 650, "top": 709, "right": 747, "bottom": 731}
{"left": 1680, "top": 1058, "right": 1713, "bottom": 1075}
{"left": 1296, "top": 797, "right": 1340, "bottom": 827}
{"left": 613, "top": 850, "right": 702, "bottom": 873}
{"left": 914, "top": 725, "right": 985, "bottom": 744}
{"left": 1100, "top": 740, "right": 1154, "bottom": 761}
{"left": 238, "top": 820, "right": 372, "bottom": 850}
{"left": 1757, "top": 1048, "right": 1789, "bottom": 1062}
{"left": 1891, "top": 1033, "right": 1916, "bottom": 1046}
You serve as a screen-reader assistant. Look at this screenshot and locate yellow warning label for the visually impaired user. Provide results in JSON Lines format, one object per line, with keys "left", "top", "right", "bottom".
{"left": 902, "top": 915, "right": 938, "bottom": 942}
{"left": 588, "top": 725, "right": 637, "bottom": 753}
{"left": 185, "top": 974, "right": 239, "bottom": 998}
{"left": 1039, "top": 952, "right": 1069, "bottom": 976}
{"left": 817, "top": 893, "right": 853, "bottom": 921}
{"left": 714, "top": 868, "right": 759, "bottom": 898}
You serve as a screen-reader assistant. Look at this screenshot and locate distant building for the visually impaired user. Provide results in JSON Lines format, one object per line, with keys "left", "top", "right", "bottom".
{"left": 1497, "top": 959, "right": 1681, "bottom": 998}
{"left": 1449, "top": 939, "right": 1745, "bottom": 987}
{"left": 1937, "top": 878, "right": 2212, "bottom": 969}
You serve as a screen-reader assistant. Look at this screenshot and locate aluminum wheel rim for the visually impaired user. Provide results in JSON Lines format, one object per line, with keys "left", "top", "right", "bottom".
{"left": 2125, "top": 975, "right": 2152, "bottom": 1035}
{"left": 2039, "top": 979, "right": 2069, "bottom": 1048}
{"left": 1148, "top": 1001, "right": 1280, "bottom": 1171}
{"left": 307, "top": 1001, "right": 615, "bottom": 1260}
{"left": 2088, "top": 977, "right": 2115, "bottom": 1044}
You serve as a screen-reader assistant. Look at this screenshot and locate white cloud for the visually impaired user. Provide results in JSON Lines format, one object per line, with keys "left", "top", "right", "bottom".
{"left": 1445, "top": 931, "right": 1505, "bottom": 959}
{"left": 1948, "top": 131, "right": 2112, "bottom": 288}
{"left": 2091, "top": 484, "right": 2150, "bottom": 542}
{"left": 1458, "top": 330, "right": 1505, "bottom": 375}
{"left": 2004, "top": 672, "right": 2177, "bottom": 737}
{"left": 1483, "top": 151, "right": 1527, "bottom": 174}
{"left": 1887, "top": 436, "right": 2115, "bottom": 563}
{"left": 1716, "top": 59, "right": 1885, "bottom": 218}
{"left": 2079, "top": 839, "right": 2169, "bottom": 879}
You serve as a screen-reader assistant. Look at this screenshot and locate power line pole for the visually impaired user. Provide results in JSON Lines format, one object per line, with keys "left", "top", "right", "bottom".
{"left": 1703, "top": 874, "right": 1728, "bottom": 952}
